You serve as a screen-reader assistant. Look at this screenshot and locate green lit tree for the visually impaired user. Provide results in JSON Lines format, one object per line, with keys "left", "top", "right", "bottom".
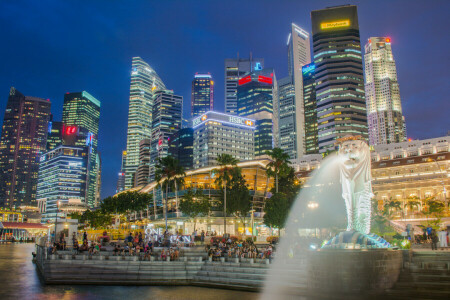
{"left": 212, "top": 154, "right": 239, "bottom": 235}
{"left": 179, "top": 188, "right": 211, "bottom": 232}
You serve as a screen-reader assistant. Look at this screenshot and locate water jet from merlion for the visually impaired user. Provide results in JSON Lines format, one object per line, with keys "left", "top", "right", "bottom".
{"left": 262, "top": 136, "right": 399, "bottom": 299}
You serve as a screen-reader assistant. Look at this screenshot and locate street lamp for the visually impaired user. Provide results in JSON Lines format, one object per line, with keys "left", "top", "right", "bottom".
{"left": 53, "top": 200, "right": 60, "bottom": 243}
{"left": 427, "top": 158, "right": 447, "bottom": 210}
{"left": 307, "top": 201, "right": 319, "bottom": 209}
{"left": 250, "top": 209, "right": 255, "bottom": 241}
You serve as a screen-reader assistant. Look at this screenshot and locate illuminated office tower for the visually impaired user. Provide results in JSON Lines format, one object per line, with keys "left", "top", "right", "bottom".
{"left": 277, "top": 76, "right": 296, "bottom": 156}
{"left": 37, "top": 145, "right": 88, "bottom": 222}
{"left": 125, "top": 57, "right": 166, "bottom": 189}
{"left": 150, "top": 90, "right": 182, "bottom": 179}
{"left": 192, "top": 111, "right": 255, "bottom": 169}
{"left": 237, "top": 69, "right": 275, "bottom": 156}
{"left": 191, "top": 73, "right": 214, "bottom": 117}
{"left": 365, "top": 37, "right": 406, "bottom": 145}
{"left": 281, "top": 23, "right": 311, "bottom": 159}
{"left": 116, "top": 150, "right": 127, "bottom": 193}
{"left": 0, "top": 87, "right": 51, "bottom": 208}
{"left": 302, "top": 63, "right": 319, "bottom": 154}
{"left": 135, "top": 139, "right": 151, "bottom": 187}
{"left": 311, "top": 5, "right": 368, "bottom": 153}
{"left": 46, "top": 120, "right": 63, "bottom": 151}
{"left": 62, "top": 91, "right": 101, "bottom": 207}
{"left": 169, "top": 128, "right": 194, "bottom": 171}
{"left": 225, "top": 54, "right": 264, "bottom": 115}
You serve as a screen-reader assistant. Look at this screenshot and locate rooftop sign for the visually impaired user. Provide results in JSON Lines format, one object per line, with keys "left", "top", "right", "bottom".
{"left": 320, "top": 20, "right": 350, "bottom": 30}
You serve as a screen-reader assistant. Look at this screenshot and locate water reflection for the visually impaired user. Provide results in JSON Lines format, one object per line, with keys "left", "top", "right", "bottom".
{"left": 0, "top": 244, "right": 259, "bottom": 300}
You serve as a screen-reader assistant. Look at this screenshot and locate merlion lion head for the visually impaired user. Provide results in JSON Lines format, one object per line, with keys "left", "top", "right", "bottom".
{"left": 339, "top": 139, "right": 368, "bottom": 170}
{"left": 338, "top": 137, "right": 371, "bottom": 182}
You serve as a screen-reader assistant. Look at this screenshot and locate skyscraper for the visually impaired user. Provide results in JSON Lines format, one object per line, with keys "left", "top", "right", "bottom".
{"left": 302, "top": 63, "right": 319, "bottom": 154}
{"left": 364, "top": 37, "right": 406, "bottom": 145}
{"left": 46, "top": 120, "right": 63, "bottom": 151}
{"left": 237, "top": 69, "right": 275, "bottom": 156}
{"left": 192, "top": 111, "right": 255, "bottom": 169}
{"left": 277, "top": 76, "right": 296, "bottom": 156}
{"left": 116, "top": 150, "right": 126, "bottom": 194}
{"left": 311, "top": 5, "right": 368, "bottom": 153}
{"left": 0, "top": 87, "right": 51, "bottom": 208}
{"left": 37, "top": 145, "right": 88, "bottom": 222}
{"left": 282, "top": 23, "right": 312, "bottom": 159}
{"left": 225, "top": 54, "right": 264, "bottom": 115}
{"left": 150, "top": 90, "right": 182, "bottom": 179}
{"left": 191, "top": 73, "right": 214, "bottom": 118}
{"left": 125, "top": 57, "right": 166, "bottom": 189}
{"left": 169, "top": 128, "right": 194, "bottom": 171}
{"left": 135, "top": 139, "right": 151, "bottom": 187}
{"left": 62, "top": 91, "right": 101, "bottom": 207}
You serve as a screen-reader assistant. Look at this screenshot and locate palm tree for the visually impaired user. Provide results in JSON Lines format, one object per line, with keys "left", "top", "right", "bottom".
{"left": 265, "top": 148, "right": 290, "bottom": 193}
{"left": 155, "top": 156, "right": 185, "bottom": 232}
{"left": 405, "top": 200, "right": 421, "bottom": 214}
{"left": 212, "top": 154, "right": 239, "bottom": 236}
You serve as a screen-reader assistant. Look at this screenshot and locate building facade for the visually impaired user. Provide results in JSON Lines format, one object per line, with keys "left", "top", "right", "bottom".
{"left": 284, "top": 23, "right": 311, "bottom": 158}
{"left": 191, "top": 73, "right": 214, "bottom": 118}
{"left": 46, "top": 120, "right": 63, "bottom": 151}
{"left": 150, "top": 90, "right": 182, "bottom": 179}
{"left": 37, "top": 145, "right": 88, "bottom": 223}
{"left": 225, "top": 54, "right": 264, "bottom": 115}
{"left": 237, "top": 69, "right": 275, "bottom": 156}
{"left": 311, "top": 5, "right": 368, "bottom": 153}
{"left": 0, "top": 87, "right": 51, "bottom": 208}
{"left": 169, "top": 128, "right": 194, "bottom": 171}
{"left": 62, "top": 91, "right": 101, "bottom": 208}
{"left": 302, "top": 63, "right": 319, "bottom": 154}
{"left": 365, "top": 37, "right": 406, "bottom": 145}
{"left": 192, "top": 111, "right": 255, "bottom": 169}
{"left": 125, "top": 57, "right": 166, "bottom": 189}
{"left": 135, "top": 139, "right": 151, "bottom": 187}
{"left": 277, "top": 76, "right": 296, "bottom": 157}
{"left": 293, "top": 136, "right": 450, "bottom": 218}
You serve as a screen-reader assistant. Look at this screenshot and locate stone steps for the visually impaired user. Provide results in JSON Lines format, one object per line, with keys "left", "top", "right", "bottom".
{"left": 196, "top": 270, "right": 266, "bottom": 280}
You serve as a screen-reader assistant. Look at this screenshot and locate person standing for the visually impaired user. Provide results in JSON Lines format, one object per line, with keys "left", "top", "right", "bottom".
{"left": 201, "top": 230, "right": 205, "bottom": 244}
{"left": 83, "top": 231, "right": 88, "bottom": 242}
{"left": 431, "top": 230, "right": 439, "bottom": 250}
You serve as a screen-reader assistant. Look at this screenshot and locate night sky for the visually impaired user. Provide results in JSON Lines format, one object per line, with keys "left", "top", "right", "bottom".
{"left": 0, "top": 0, "right": 449, "bottom": 198}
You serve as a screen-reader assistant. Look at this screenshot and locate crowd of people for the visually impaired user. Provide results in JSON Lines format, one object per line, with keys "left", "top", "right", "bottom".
{"left": 207, "top": 237, "right": 273, "bottom": 261}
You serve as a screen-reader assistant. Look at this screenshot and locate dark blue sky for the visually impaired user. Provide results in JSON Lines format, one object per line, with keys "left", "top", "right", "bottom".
{"left": 0, "top": 0, "right": 449, "bottom": 198}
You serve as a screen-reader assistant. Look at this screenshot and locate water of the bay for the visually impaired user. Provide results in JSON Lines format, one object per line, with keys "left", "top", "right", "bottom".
{"left": 0, "top": 243, "right": 260, "bottom": 300}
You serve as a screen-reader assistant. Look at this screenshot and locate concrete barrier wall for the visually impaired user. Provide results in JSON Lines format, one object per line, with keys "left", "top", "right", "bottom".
{"left": 307, "top": 249, "right": 403, "bottom": 294}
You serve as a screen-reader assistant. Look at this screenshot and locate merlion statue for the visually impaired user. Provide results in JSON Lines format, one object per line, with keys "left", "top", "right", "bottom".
{"left": 338, "top": 137, "right": 373, "bottom": 234}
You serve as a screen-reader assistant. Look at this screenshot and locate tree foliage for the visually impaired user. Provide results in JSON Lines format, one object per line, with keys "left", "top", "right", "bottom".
{"left": 179, "top": 188, "right": 211, "bottom": 231}
{"left": 263, "top": 193, "right": 292, "bottom": 236}
{"left": 101, "top": 191, "right": 152, "bottom": 214}
{"left": 155, "top": 156, "right": 185, "bottom": 230}
{"left": 220, "top": 167, "right": 252, "bottom": 221}
{"left": 80, "top": 209, "right": 112, "bottom": 228}
{"left": 179, "top": 188, "right": 211, "bottom": 219}
{"left": 265, "top": 148, "right": 291, "bottom": 193}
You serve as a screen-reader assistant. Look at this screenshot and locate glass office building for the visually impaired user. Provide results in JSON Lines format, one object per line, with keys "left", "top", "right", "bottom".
{"left": 0, "top": 87, "right": 51, "bottom": 208}
{"left": 125, "top": 57, "right": 166, "bottom": 189}
{"left": 191, "top": 73, "right": 214, "bottom": 118}
{"left": 311, "top": 5, "right": 368, "bottom": 153}
{"left": 192, "top": 111, "right": 255, "bottom": 169}
{"left": 236, "top": 69, "right": 275, "bottom": 156}
{"left": 37, "top": 145, "right": 88, "bottom": 223}
{"left": 63, "top": 91, "right": 101, "bottom": 207}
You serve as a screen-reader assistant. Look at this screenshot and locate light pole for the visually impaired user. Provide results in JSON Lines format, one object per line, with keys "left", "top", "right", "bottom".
{"left": 428, "top": 158, "right": 447, "bottom": 211}
{"left": 53, "top": 200, "right": 60, "bottom": 243}
{"left": 250, "top": 209, "right": 255, "bottom": 241}
{"left": 307, "top": 201, "right": 319, "bottom": 237}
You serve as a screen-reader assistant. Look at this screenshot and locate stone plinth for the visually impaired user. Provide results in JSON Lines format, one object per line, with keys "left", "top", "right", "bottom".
{"left": 308, "top": 249, "right": 402, "bottom": 295}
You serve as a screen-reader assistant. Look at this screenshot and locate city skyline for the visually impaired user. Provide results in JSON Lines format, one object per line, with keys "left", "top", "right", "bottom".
{"left": 0, "top": 0, "right": 449, "bottom": 198}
